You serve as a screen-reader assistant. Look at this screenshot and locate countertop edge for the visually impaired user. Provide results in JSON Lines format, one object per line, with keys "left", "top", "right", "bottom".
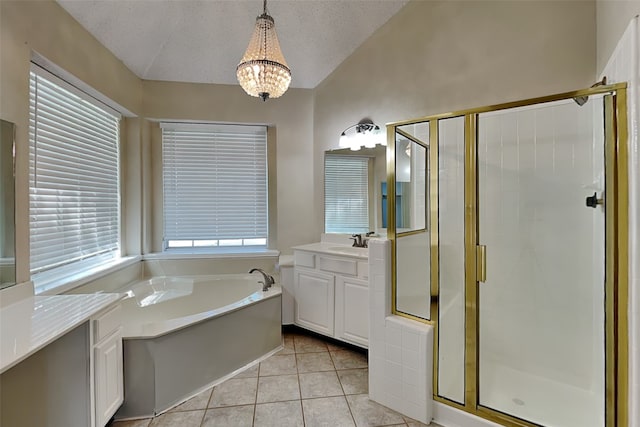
{"left": 0, "top": 293, "right": 125, "bottom": 374}
{"left": 291, "top": 242, "right": 369, "bottom": 259}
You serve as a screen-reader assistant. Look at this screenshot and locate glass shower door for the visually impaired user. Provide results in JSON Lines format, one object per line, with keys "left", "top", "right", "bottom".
{"left": 477, "top": 96, "right": 606, "bottom": 427}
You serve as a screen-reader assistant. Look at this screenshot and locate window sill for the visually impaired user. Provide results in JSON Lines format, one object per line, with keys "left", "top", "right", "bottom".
{"left": 144, "top": 248, "right": 280, "bottom": 260}
{"left": 35, "top": 256, "right": 142, "bottom": 296}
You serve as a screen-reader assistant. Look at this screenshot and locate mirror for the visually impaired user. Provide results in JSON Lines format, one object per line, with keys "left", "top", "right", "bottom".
{"left": 324, "top": 145, "right": 386, "bottom": 234}
{"left": 393, "top": 122, "right": 431, "bottom": 320}
{"left": 0, "top": 119, "right": 16, "bottom": 290}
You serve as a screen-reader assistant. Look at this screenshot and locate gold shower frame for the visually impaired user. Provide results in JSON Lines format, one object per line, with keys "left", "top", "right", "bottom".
{"left": 386, "top": 83, "right": 629, "bottom": 427}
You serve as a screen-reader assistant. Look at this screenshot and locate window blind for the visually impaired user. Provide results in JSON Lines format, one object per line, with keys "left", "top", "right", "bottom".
{"left": 324, "top": 155, "right": 369, "bottom": 233}
{"left": 29, "top": 65, "right": 121, "bottom": 277}
{"left": 161, "top": 123, "right": 268, "bottom": 249}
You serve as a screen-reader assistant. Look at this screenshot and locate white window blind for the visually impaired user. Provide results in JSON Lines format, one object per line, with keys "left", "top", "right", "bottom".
{"left": 29, "top": 65, "right": 121, "bottom": 278}
{"left": 325, "top": 155, "right": 369, "bottom": 233}
{"left": 162, "top": 123, "right": 268, "bottom": 249}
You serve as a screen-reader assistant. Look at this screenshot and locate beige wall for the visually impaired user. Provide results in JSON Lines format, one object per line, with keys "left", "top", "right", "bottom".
{"left": 596, "top": 0, "right": 640, "bottom": 73}
{"left": 0, "top": 0, "right": 143, "bottom": 283}
{"left": 142, "top": 81, "right": 315, "bottom": 254}
{"left": 0, "top": 0, "right": 314, "bottom": 289}
{"left": 0, "top": 0, "right": 617, "bottom": 285}
{"left": 313, "top": 0, "right": 597, "bottom": 239}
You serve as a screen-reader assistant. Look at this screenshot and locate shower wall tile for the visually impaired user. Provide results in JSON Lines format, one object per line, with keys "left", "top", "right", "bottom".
{"left": 601, "top": 15, "right": 640, "bottom": 427}
{"left": 386, "top": 343, "right": 402, "bottom": 364}
{"left": 368, "top": 239, "right": 433, "bottom": 424}
{"left": 478, "top": 96, "right": 606, "bottom": 399}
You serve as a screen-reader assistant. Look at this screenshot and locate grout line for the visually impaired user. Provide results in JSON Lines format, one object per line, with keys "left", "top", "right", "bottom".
{"left": 295, "top": 335, "right": 306, "bottom": 426}
{"left": 252, "top": 367, "right": 259, "bottom": 427}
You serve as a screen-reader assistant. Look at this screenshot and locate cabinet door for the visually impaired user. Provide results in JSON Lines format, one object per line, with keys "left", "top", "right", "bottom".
{"left": 94, "top": 330, "right": 123, "bottom": 427}
{"left": 335, "top": 276, "right": 369, "bottom": 348}
{"left": 294, "top": 268, "right": 335, "bottom": 335}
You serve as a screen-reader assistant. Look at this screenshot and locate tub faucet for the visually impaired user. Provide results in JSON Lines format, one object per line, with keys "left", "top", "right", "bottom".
{"left": 249, "top": 268, "right": 275, "bottom": 291}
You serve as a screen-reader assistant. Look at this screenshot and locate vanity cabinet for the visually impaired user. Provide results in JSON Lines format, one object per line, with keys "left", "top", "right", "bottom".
{"left": 293, "top": 247, "right": 369, "bottom": 348}
{"left": 93, "top": 304, "right": 124, "bottom": 427}
{"left": 294, "top": 269, "right": 335, "bottom": 335}
{"left": 335, "top": 276, "right": 369, "bottom": 347}
{"left": 0, "top": 294, "right": 123, "bottom": 427}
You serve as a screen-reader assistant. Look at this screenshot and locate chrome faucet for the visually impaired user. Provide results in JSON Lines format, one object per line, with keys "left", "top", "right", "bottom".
{"left": 351, "top": 232, "right": 376, "bottom": 248}
{"left": 249, "top": 268, "right": 275, "bottom": 291}
{"left": 351, "top": 234, "right": 369, "bottom": 248}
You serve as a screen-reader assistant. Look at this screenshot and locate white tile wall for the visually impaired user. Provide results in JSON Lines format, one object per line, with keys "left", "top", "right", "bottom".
{"left": 600, "top": 16, "right": 640, "bottom": 427}
{"left": 368, "top": 239, "right": 433, "bottom": 424}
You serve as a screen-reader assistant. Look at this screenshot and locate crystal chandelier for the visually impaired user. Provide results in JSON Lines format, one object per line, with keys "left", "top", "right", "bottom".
{"left": 237, "top": 0, "right": 292, "bottom": 101}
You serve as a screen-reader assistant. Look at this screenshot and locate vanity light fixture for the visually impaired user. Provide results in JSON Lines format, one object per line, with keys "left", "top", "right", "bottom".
{"left": 236, "top": 0, "right": 292, "bottom": 101}
{"left": 339, "top": 118, "right": 385, "bottom": 151}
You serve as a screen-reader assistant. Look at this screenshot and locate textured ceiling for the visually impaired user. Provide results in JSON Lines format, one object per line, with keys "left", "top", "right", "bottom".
{"left": 56, "top": 0, "right": 409, "bottom": 89}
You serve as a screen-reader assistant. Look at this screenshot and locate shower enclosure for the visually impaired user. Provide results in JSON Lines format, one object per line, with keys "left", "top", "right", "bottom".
{"left": 387, "top": 83, "right": 628, "bottom": 427}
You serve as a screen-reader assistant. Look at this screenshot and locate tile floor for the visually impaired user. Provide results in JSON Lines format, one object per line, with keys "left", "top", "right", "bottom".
{"left": 110, "top": 329, "right": 440, "bottom": 427}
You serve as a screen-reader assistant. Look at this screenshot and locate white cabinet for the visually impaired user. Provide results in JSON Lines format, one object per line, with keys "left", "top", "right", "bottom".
{"left": 92, "top": 304, "right": 124, "bottom": 427}
{"left": 293, "top": 249, "right": 369, "bottom": 348}
{"left": 294, "top": 269, "right": 335, "bottom": 335}
{"left": 335, "top": 276, "right": 369, "bottom": 347}
{"left": 0, "top": 295, "right": 123, "bottom": 427}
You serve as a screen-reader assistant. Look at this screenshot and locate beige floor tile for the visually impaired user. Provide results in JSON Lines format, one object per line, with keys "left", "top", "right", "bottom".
{"left": 209, "top": 377, "right": 258, "bottom": 408}
{"left": 148, "top": 410, "right": 204, "bottom": 427}
{"left": 331, "top": 349, "right": 368, "bottom": 369}
{"left": 293, "top": 335, "right": 329, "bottom": 353}
{"left": 234, "top": 363, "right": 260, "bottom": 379}
{"left": 346, "top": 394, "right": 405, "bottom": 427}
{"left": 326, "top": 341, "right": 345, "bottom": 352}
{"left": 257, "top": 374, "right": 301, "bottom": 403}
{"left": 278, "top": 335, "right": 296, "bottom": 355}
{"left": 254, "top": 400, "right": 304, "bottom": 427}
{"left": 259, "top": 353, "right": 298, "bottom": 376}
{"left": 110, "top": 419, "right": 152, "bottom": 427}
{"left": 169, "top": 387, "right": 212, "bottom": 412}
{"left": 403, "top": 415, "right": 432, "bottom": 426}
{"left": 298, "top": 371, "right": 344, "bottom": 398}
{"left": 302, "top": 396, "right": 356, "bottom": 427}
{"left": 296, "top": 352, "right": 335, "bottom": 373}
{"left": 337, "top": 368, "right": 368, "bottom": 395}
{"left": 201, "top": 405, "right": 255, "bottom": 427}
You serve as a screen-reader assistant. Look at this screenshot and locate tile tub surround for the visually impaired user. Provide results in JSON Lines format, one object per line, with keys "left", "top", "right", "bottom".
{"left": 109, "top": 329, "right": 442, "bottom": 427}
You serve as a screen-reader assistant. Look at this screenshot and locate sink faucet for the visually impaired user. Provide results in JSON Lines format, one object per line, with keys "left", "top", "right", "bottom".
{"left": 249, "top": 268, "right": 275, "bottom": 291}
{"left": 351, "top": 232, "right": 376, "bottom": 248}
{"left": 351, "top": 234, "right": 364, "bottom": 248}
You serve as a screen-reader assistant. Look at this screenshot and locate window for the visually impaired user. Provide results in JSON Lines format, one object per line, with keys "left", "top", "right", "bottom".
{"left": 324, "top": 155, "right": 369, "bottom": 233}
{"left": 29, "top": 64, "right": 121, "bottom": 286}
{"left": 161, "top": 123, "right": 268, "bottom": 250}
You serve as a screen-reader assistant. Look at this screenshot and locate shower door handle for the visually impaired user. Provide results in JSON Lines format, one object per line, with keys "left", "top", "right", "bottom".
{"left": 586, "top": 192, "right": 603, "bottom": 208}
{"left": 476, "top": 245, "right": 487, "bottom": 283}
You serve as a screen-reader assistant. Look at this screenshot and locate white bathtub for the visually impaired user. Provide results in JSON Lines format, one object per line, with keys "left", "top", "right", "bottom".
{"left": 118, "top": 274, "right": 280, "bottom": 338}
{"left": 115, "top": 273, "right": 282, "bottom": 419}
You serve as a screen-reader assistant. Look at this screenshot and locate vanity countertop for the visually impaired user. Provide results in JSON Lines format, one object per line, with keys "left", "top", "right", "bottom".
{"left": 0, "top": 293, "right": 124, "bottom": 374}
{"left": 292, "top": 242, "right": 369, "bottom": 259}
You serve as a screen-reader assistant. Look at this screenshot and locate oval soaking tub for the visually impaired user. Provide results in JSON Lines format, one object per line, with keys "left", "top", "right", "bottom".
{"left": 114, "top": 274, "right": 282, "bottom": 420}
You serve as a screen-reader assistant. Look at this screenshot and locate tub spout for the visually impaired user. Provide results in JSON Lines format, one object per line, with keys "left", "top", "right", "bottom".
{"left": 249, "top": 268, "right": 275, "bottom": 291}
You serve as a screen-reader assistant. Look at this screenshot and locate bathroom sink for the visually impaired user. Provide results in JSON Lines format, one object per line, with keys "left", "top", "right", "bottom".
{"left": 327, "top": 246, "right": 369, "bottom": 256}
